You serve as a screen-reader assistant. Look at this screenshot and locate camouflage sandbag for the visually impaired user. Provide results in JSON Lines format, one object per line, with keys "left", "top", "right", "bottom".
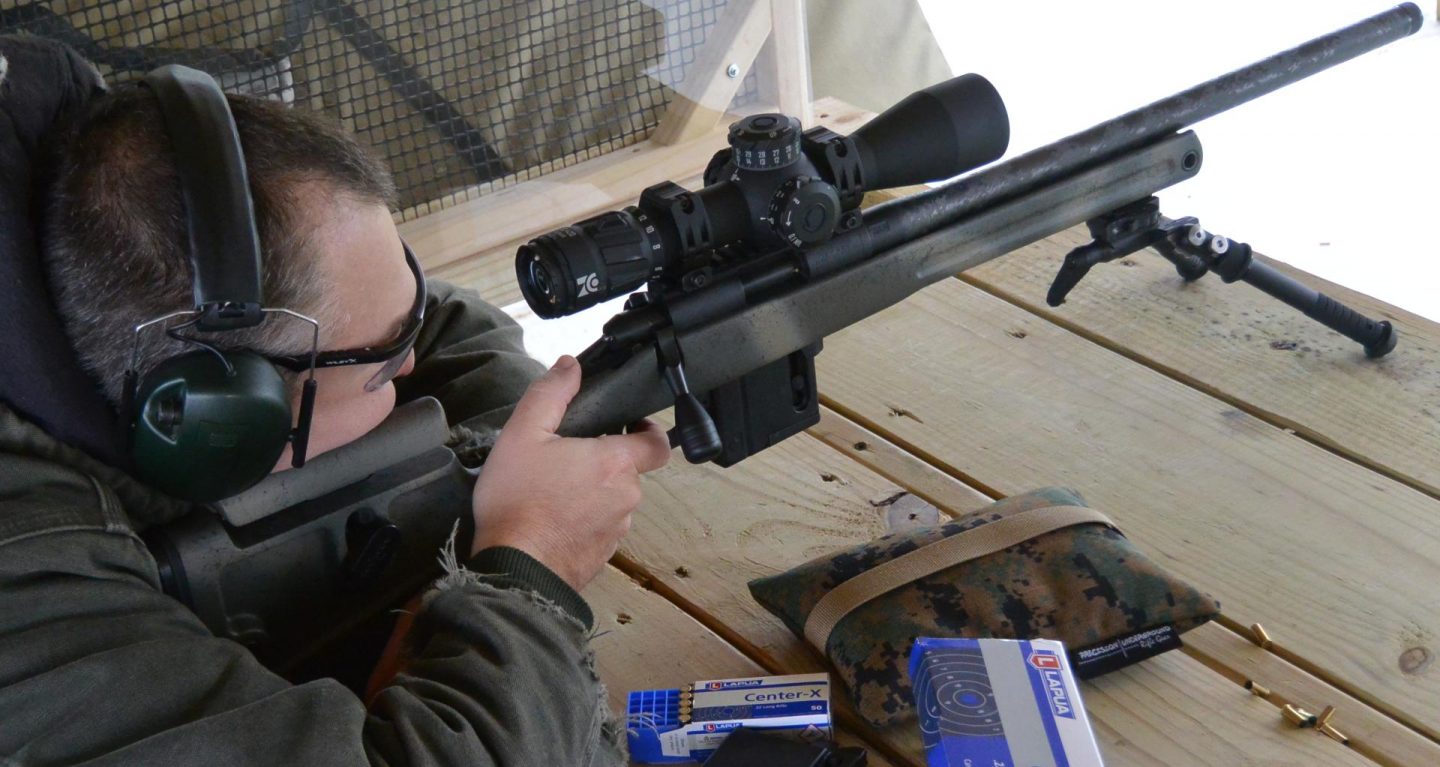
{"left": 747, "top": 487, "right": 1220, "bottom": 727}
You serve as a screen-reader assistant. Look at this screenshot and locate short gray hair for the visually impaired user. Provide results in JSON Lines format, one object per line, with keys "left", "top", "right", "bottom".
{"left": 43, "top": 84, "right": 397, "bottom": 403}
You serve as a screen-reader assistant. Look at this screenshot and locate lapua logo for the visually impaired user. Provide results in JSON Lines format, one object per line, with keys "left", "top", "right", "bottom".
{"left": 1028, "top": 651, "right": 1076, "bottom": 719}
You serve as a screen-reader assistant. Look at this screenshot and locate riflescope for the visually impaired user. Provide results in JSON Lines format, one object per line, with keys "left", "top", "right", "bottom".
{"left": 517, "top": 73, "right": 1010, "bottom": 318}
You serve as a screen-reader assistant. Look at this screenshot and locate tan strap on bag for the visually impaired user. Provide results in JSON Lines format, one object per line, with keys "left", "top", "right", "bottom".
{"left": 802, "top": 505, "right": 1117, "bottom": 651}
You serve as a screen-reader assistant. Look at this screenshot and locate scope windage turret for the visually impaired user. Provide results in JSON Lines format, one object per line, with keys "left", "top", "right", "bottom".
{"left": 517, "top": 73, "right": 1009, "bottom": 318}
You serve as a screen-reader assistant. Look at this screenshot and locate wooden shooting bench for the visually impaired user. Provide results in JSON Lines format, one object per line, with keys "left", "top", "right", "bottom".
{"left": 393, "top": 7, "right": 1440, "bottom": 765}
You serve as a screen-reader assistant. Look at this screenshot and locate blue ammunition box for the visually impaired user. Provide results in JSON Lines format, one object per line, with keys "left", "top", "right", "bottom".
{"left": 627, "top": 673, "right": 831, "bottom": 763}
{"left": 909, "top": 637, "right": 1105, "bottom": 767}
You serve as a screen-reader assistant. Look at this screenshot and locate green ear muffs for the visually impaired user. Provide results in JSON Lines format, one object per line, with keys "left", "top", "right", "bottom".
{"left": 130, "top": 351, "right": 292, "bottom": 503}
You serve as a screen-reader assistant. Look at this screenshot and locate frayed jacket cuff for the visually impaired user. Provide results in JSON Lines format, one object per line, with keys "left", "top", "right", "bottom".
{"left": 463, "top": 546, "right": 594, "bottom": 629}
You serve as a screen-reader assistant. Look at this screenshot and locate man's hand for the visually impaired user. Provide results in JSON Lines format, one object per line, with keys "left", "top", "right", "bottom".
{"left": 470, "top": 355, "right": 671, "bottom": 591}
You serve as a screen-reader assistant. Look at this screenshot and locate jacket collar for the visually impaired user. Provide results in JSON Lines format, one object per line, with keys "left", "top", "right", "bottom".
{"left": 0, "top": 402, "right": 191, "bottom": 529}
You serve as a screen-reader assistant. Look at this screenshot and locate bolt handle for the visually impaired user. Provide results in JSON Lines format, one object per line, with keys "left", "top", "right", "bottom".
{"left": 659, "top": 353, "right": 723, "bottom": 463}
{"left": 671, "top": 393, "right": 723, "bottom": 464}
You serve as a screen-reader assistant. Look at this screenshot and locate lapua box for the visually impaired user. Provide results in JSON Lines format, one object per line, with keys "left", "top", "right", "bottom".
{"left": 626, "top": 673, "right": 832, "bottom": 763}
{"left": 909, "top": 638, "right": 1105, "bottom": 767}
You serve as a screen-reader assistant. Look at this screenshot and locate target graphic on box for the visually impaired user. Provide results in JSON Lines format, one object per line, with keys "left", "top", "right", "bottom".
{"left": 911, "top": 646, "right": 1005, "bottom": 738}
{"left": 909, "top": 638, "right": 1107, "bottom": 767}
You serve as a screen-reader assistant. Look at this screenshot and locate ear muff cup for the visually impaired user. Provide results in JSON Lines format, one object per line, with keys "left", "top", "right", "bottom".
{"left": 131, "top": 350, "right": 292, "bottom": 502}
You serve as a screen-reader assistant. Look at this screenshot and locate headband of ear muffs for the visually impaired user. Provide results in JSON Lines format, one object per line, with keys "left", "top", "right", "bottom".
{"left": 126, "top": 65, "right": 309, "bottom": 503}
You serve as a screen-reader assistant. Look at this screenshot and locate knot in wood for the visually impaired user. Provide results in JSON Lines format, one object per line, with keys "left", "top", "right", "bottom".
{"left": 1399, "top": 646, "right": 1432, "bottom": 675}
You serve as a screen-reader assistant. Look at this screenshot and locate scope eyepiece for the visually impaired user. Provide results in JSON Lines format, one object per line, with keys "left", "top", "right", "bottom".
{"left": 517, "top": 209, "right": 662, "bottom": 318}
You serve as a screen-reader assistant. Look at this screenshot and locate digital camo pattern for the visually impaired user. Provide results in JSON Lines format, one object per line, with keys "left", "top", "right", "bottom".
{"left": 748, "top": 487, "right": 1220, "bottom": 727}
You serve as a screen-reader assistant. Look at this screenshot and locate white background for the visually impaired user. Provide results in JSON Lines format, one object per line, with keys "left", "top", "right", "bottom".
{"left": 915, "top": 0, "right": 1439, "bottom": 319}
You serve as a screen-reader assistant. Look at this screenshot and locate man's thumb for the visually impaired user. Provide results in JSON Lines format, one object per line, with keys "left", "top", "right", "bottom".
{"left": 509, "top": 355, "right": 581, "bottom": 434}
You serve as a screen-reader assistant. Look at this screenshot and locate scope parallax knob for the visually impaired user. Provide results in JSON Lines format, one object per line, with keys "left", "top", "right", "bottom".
{"left": 771, "top": 176, "right": 841, "bottom": 247}
{"left": 728, "top": 113, "right": 802, "bottom": 171}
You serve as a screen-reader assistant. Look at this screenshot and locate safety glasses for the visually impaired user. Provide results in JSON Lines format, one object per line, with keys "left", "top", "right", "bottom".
{"left": 266, "top": 241, "right": 427, "bottom": 392}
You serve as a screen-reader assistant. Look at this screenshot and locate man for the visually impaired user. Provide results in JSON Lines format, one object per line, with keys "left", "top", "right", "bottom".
{"left": 0, "top": 35, "right": 668, "bottom": 765}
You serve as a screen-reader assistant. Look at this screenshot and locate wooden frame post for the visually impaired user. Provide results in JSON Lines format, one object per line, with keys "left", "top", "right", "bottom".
{"left": 652, "top": 0, "right": 814, "bottom": 146}
{"left": 768, "top": 0, "right": 813, "bottom": 125}
{"left": 651, "top": 0, "right": 773, "bottom": 146}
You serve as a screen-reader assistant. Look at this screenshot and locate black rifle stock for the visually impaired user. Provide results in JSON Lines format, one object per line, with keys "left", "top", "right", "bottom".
{"left": 148, "top": 4, "right": 1424, "bottom": 670}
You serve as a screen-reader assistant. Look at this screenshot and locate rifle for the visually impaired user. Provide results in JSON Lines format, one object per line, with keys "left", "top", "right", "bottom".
{"left": 147, "top": 4, "right": 1424, "bottom": 671}
{"left": 529, "top": 4, "right": 1418, "bottom": 465}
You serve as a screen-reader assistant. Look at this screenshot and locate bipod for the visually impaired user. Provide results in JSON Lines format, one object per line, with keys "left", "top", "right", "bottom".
{"left": 1048, "top": 197, "right": 1396, "bottom": 358}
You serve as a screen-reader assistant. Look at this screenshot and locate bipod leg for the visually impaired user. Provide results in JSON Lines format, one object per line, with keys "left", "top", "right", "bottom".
{"left": 1159, "top": 219, "right": 1397, "bottom": 358}
{"left": 1047, "top": 197, "right": 1194, "bottom": 305}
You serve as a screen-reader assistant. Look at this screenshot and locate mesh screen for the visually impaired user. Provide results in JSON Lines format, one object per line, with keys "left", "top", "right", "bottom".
{"left": 1, "top": 0, "right": 759, "bottom": 218}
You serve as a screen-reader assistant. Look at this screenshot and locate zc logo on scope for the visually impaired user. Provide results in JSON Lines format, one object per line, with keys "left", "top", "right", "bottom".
{"left": 575, "top": 273, "right": 601, "bottom": 297}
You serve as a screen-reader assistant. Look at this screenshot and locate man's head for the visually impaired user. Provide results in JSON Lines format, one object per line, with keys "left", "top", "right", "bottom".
{"left": 44, "top": 83, "right": 420, "bottom": 472}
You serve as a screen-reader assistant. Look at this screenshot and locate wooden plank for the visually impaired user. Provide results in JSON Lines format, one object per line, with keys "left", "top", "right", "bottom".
{"left": 962, "top": 226, "right": 1440, "bottom": 500}
{"left": 585, "top": 566, "right": 893, "bottom": 765}
{"left": 609, "top": 424, "right": 1383, "bottom": 765}
{"left": 590, "top": 567, "right": 766, "bottom": 713}
{"left": 767, "top": 0, "right": 814, "bottom": 125}
{"left": 1080, "top": 648, "right": 1377, "bottom": 767}
{"left": 807, "top": 409, "right": 994, "bottom": 514}
{"left": 651, "top": 0, "right": 773, "bottom": 147}
{"left": 815, "top": 277, "right": 1440, "bottom": 738}
{"left": 1182, "top": 622, "right": 1440, "bottom": 767}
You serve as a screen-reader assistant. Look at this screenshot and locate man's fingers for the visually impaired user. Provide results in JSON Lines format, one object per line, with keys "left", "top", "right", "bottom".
{"left": 507, "top": 356, "right": 581, "bottom": 434}
{"left": 614, "top": 422, "right": 673, "bottom": 473}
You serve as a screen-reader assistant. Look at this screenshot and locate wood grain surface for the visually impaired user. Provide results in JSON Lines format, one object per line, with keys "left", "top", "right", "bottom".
{"left": 964, "top": 226, "right": 1440, "bottom": 499}
{"left": 1183, "top": 621, "right": 1440, "bottom": 767}
{"left": 815, "top": 406, "right": 1438, "bottom": 767}
{"left": 816, "top": 277, "right": 1440, "bottom": 739}
{"left": 606, "top": 423, "right": 1386, "bottom": 765}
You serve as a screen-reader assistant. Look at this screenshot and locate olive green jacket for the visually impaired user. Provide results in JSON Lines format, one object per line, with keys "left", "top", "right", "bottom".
{"left": 0, "top": 282, "right": 630, "bottom": 766}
